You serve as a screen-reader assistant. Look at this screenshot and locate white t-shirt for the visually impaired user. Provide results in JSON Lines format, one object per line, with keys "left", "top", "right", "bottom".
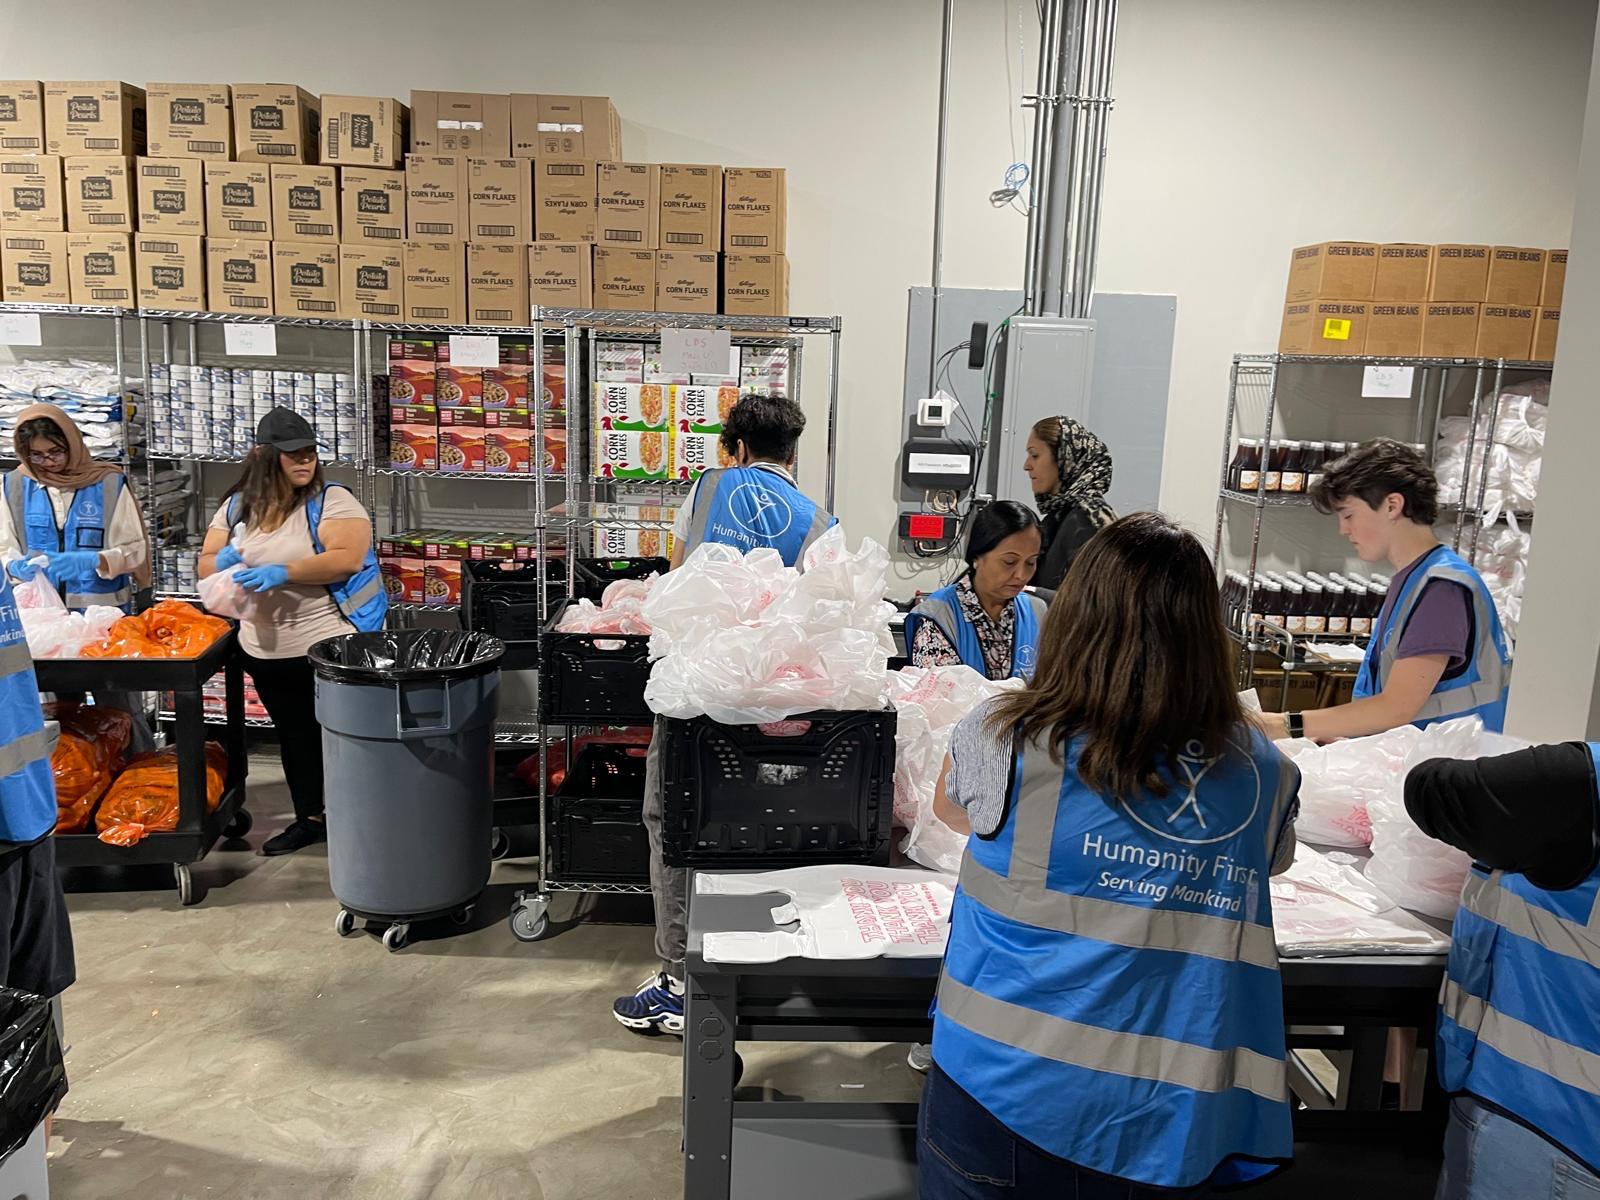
{"left": 208, "top": 488, "right": 370, "bottom": 660}
{"left": 670, "top": 462, "right": 798, "bottom": 543}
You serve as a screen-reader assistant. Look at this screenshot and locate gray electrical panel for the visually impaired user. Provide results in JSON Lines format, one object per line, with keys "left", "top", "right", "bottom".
{"left": 989, "top": 317, "right": 1096, "bottom": 503}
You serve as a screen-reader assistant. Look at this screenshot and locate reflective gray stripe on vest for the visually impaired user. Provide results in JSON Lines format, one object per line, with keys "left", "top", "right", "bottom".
{"left": 65, "top": 584, "right": 132, "bottom": 610}
{"left": 682, "top": 468, "right": 727, "bottom": 553}
{"left": 1263, "top": 752, "right": 1301, "bottom": 869}
{"left": 795, "top": 505, "right": 834, "bottom": 560}
{"left": 1379, "top": 563, "right": 1507, "bottom": 719}
{"left": 334, "top": 571, "right": 383, "bottom": 621}
{"left": 1462, "top": 871, "right": 1600, "bottom": 968}
{"left": 938, "top": 974, "right": 1288, "bottom": 1102}
{"left": 959, "top": 854, "right": 1280, "bottom": 970}
{"left": 0, "top": 639, "right": 32, "bottom": 682}
{"left": 3, "top": 471, "right": 23, "bottom": 548}
{"left": 0, "top": 727, "right": 50, "bottom": 782}
{"left": 907, "top": 595, "right": 959, "bottom": 652}
{"left": 1440, "top": 979, "right": 1600, "bottom": 1097}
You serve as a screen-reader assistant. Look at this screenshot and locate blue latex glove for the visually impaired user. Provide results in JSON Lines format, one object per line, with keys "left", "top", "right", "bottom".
{"left": 235, "top": 564, "right": 290, "bottom": 593}
{"left": 5, "top": 559, "right": 42, "bottom": 583}
{"left": 43, "top": 550, "right": 101, "bottom": 585}
{"left": 215, "top": 544, "right": 245, "bottom": 572}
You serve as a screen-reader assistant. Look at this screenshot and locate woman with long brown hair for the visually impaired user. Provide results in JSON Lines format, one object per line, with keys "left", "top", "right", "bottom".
{"left": 198, "top": 408, "right": 385, "bottom": 856}
{"left": 919, "top": 512, "right": 1300, "bottom": 1199}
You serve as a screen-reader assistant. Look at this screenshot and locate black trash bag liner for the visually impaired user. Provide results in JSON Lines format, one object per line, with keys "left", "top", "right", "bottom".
{"left": 309, "top": 630, "right": 505, "bottom": 684}
{"left": 0, "top": 988, "right": 66, "bottom": 1163}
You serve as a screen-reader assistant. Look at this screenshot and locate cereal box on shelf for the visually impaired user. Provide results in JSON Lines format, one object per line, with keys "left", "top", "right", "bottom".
{"left": 388, "top": 339, "right": 438, "bottom": 405}
{"left": 596, "top": 525, "right": 670, "bottom": 559}
{"left": 543, "top": 427, "right": 568, "bottom": 474}
{"left": 593, "top": 381, "right": 667, "bottom": 431}
{"left": 424, "top": 559, "right": 462, "bottom": 607}
{"left": 434, "top": 342, "right": 483, "bottom": 408}
{"left": 389, "top": 414, "right": 438, "bottom": 472}
{"left": 484, "top": 342, "right": 530, "bottom": 409}
{"left": 670, "top": 384, "right": 738, "bottom": 433}
{"left": 671, "top": 431, "right": 732, "bottom": 481}
{"left": 438, "top": 409, "right": 486, "bottom": 473}
{"left": 485, "top": 426, "right": 531, "bottom": 474}
{"left": 593, "top": 428, "right": 669, "bottom": 481}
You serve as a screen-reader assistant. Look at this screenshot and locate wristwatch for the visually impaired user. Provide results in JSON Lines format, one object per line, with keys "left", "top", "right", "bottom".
{"left": 1285, "top": 711, "right": 1306, "bottom": 739}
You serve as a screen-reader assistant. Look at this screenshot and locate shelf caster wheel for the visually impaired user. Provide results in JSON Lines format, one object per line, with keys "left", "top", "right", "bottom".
{"left": 450, "top": 905, "right": 474, "bottom": 927}
{"left": 490, "top": 827, "right": 511, "bottom": 861}
{"left": 509, "top": 896, "right": 550, "bottom": 942}
{"left": 382, "top": 923, "right": 410, "bottom": 953}
{"left": 174, "top": 864, "right": 196, "bottom": 907}
{"left": 223, "top": 809, "right": 253, "bottom": 839}
{"left": 334, "top": 909, "right": 359, "bottom": 938}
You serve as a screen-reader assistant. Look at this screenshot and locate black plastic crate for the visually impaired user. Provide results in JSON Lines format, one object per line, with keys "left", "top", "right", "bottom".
{"left": 658, "top": 710, "right": 896, "bottom": 867}
{"left": 573, "top": 556, "right": 669, "bottom": 604}
{"left": 540, "top": 600, "right": 654, "bottom": 724}
{"left": 549, "top": 743, "right": 650, "bottom": 883}
{"left": 462, "top": 560, "right": 566, "bottom": 670}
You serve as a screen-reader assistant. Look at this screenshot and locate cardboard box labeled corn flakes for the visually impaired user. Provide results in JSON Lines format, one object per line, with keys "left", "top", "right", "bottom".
{"left": 671, "top": 383, "right": 738, "bottom": 433}
{"left": 593, "top": 427, "right": 668, "bottom": 480}
{"left": 671, "top": 430, "right": 731, "bottom": 481}
{"left": 593, "top": 381, "right": 666, "bottom": 430}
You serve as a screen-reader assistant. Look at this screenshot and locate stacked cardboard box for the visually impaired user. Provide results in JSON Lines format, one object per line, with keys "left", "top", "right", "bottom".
{"left": 1280, "top": 240, "right": 1566, "bottom": 361}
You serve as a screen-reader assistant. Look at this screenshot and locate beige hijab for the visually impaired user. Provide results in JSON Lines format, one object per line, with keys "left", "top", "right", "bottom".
{"left": 12, "top": 403, "right": 150, "bottom": 587}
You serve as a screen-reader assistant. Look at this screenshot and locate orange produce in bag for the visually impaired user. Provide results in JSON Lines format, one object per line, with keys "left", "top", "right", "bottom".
{"left": 143, "top": 600, "right": 230, "bottom": 656}
{"left": 45, "top": 703, "right": 133, "bottom": 833}
{"left": 96, "top": 743, "right": 227, "bottom": 846}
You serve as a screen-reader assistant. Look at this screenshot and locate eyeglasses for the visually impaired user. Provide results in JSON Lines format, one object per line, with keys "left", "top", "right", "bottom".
{"left": 26, "top": 448, "right": 66, "bottom": 466}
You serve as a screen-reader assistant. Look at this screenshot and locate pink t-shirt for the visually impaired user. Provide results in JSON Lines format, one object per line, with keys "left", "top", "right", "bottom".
{"left": 208, "top": 487, "right": 370, "bottom": 660}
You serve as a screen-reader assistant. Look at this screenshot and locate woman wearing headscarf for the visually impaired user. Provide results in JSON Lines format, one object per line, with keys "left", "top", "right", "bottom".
{"left": 0, "top": 403, "right": 153, "bottom": 749}
{"left": 1023, "top": 415, "right": 1117, "bottom": 591}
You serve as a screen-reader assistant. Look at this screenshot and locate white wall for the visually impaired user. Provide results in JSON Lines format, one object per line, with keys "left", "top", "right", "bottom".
{"left": 2, "top": 0, "right": 1594, "bottom": 595}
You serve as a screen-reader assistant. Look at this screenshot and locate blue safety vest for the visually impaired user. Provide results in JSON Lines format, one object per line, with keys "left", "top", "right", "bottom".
{"left": 228, "top": 484, "right": 387, "bottom": 632}
{"left": 931, "top": 722, "right": 1299, "bottom": 1190}
{"left": 0, "top": 572, "right": 58, "bottom": 843}
{"left": 903, "top": 583, "right": 1044, "bottom": 680}
{"left": 1436, "top": 740, "right": 1600, "bottom": 1176}
{"left": 1353, "top": 545, "right": 1509, "bottom": 732}
{"left": 682, "top": 466, "right": 835, "bottom": 567}
{"left": 3, "top": 470, "right": 133, "bottom": 612}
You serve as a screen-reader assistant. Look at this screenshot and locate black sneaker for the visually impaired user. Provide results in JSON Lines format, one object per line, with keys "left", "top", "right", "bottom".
{"left": 261, "top": 819, "right": 327, "bottom": 857}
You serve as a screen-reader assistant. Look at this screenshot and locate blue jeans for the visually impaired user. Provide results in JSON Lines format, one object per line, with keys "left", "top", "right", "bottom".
{"left": 918, "top": 1062, "right": 1211, "bottom": 1199}
{"left": 1436, "top": 1096, "right": 1600, "bottom": 1200}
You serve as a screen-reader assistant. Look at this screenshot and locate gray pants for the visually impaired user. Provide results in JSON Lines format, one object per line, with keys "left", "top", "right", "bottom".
{"left": 641, "top": 718, "right": 689, "bottom": 980}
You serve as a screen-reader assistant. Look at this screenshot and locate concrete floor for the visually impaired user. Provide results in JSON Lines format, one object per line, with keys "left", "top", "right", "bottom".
{"left": 50, "top": 752, "right": 1443, "bottom": 1200}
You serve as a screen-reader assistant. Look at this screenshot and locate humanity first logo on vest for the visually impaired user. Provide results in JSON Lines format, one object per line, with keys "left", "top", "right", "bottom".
{"left": 710, "top": 478, "right": 794, "bottom": 547}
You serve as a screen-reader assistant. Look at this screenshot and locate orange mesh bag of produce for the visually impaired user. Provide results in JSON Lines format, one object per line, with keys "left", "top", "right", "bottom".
{"left": 142, "top": 600, "right": 230, "bottom": 657}
{"left": 45, "top": 703, "right": 133, "bottom": 833}
{"left": 95, "top": 743, "right": 226, "bottom": 846}
{"left": 79, "top": 615, "right": 166, "bottom": 659}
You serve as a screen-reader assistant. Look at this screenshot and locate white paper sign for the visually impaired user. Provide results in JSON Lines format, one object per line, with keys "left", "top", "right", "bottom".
{"left": 223, "top": 323, "right": 278, "bottom": 357}
{"left": 661, "top": 327, "right": 733, "bottom": 377}
{"left": 0, "top": 312, "right": 43, "bottom": 347}
{"left": 449, "top": 334, "right": 500, "bottom": 369}
{"left": 1361, "top": 364, "right": 1415, "bottom": 398}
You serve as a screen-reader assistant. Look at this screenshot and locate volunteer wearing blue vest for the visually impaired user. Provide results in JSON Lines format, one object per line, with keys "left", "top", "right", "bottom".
{"left": 1, "top": 404, "right": 154, "bottom": 751}
{"left": 924, "top": 512, "right": 1300, "bottom": 1197}
{"left": 1405, "top": 743, "right": 1600, "bottom": 1198}
{"left": 905, "top": 502, "right": 1046, "bottom": 682}
{"left": 199, "top": 408, "right": 386, "bottom": 857}
{"left": 1258, "top": 439, "right": 1510, "bottom": 743}
{"left": 614, "top": 393, "right": 837, "bottom": 1035}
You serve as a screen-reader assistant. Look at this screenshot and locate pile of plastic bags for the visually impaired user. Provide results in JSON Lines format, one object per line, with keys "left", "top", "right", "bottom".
{"left": 1270, "top": 842, "right": 1450, "bottom": 956}
{"left": 1434, "top": 385, "right": 1546, "bottom": 523}
{"left": 96, "top": 742, "right": 227, "bottom": 846}
{"left": 642, "top": 526, "right": 895, "bottom": 724}
{"left": 81, "top": 600, "right": 231, "bottom": 659}
{"left": 889, "top": 665, "right": 1022, "bottom": 873}
{"left": 555, "top": 576, "right": 656, "bottom": 635}
{"left": 14, "top": 572, "right": 123, "bottom": 659}
{"left": 46, "top": 702, "right": 133, "bottom": 833}
{"left": 1472, "top": 522, "right": 1532, "bottom": 647}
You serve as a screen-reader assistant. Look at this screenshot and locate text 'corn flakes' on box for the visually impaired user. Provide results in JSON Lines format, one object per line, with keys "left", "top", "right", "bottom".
{"left": 1372, "top": 244, "right": 1432, "bottom": 301}
{"left": 1, "top": 231, "right": 70, "bottom": 303}
{"left": 0, "top": 82, "right": 45, "bottom": 153}
{"left": 407, "top": 154, "right": 469, "bottom": 241}
{"left": 340, "top": 166, "right": 405, "bottom": 243}
{"left": 67, "top": 231, "right": 133, "bottom": 306}
{"left": 0, "top": 155, "right": 64, "bottom": 231}
{"left": 659, "top": 164, "right": 722, "bottom": 250}
{"left": 723, "top": 253, "right": 789, "bottom": 317}
{"left": 656, "top": 250, "right": 718, "bottom": 315}
{"left": 340, "top": 243, "right": 404, "bottom": 321}
{"left": 203, "top": 161, "right": 271, "bottom": 238}
{"left": 207, "top": 237, "right": 274, "bottom": 315}
{"left": 594, "top": 247, "right": 655, "bottom": 311}
{"left": 1283, "top": 242, "right": 1377, "bottom": 303}
{"left": 468, "top": 158, "right": 532, "bottom": 242}
{"left": 1419, "top": 302, "right": 1481, "bottom": 357}
{"left": 1278, "top": 299, "right": 1368, "bottom": 355}
{"left": 65, "top": 155, "right": 133, "bottom": 233}
{"left": 1484, "top": 247, "right": 1546, "bottom": 306}
{"left": 273, "top": 241, "right": 340, "bottom": 319}
{"left": 145, "top": 83, "right": 232, "bottom": 159}
{"left": 271, "top": 163, "right": 338, "bottom": 243}
{"left": 670, "top": 384, "right": 739, "bottom": 434}
{"left": 723, "top": 167, "right": 786, "bottom": 253}
{"left": 322, "top": 94, "right": 408, "bottom": 170}
{"left": 136, "top": 157, "right": 204, "bottom": 234}
{"left": 528, "top": 241, "right": 592, "bottom": 308}
{"left": 231, "top": 84, "right": 318, "bottom": 164}
{"left": 467, "top": 241, "right": 528, "bottom": 327}
{"left": 44, "top": 81, "right": 146, "bottom": 157}
{"left": 534, "top": 159, "right": 596, "bottom": 243}
{"left": 135, "top": 232, "right": 204, "bottom": 310}
{"left": 402, "top": 240, "right": 464, "bottom": 324}
{"left": 411, "top": 91, "right": 511, "bottom": 157}
{"left": 596, "top": 162, "right": 659, "bottom": 249}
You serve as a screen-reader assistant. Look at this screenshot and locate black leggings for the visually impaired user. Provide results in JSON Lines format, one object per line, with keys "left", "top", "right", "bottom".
{"left": 241, "top": 651, "right": 324, "bottom": 823}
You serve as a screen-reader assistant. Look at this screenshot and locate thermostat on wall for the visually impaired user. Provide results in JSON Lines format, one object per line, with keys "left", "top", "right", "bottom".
{"left": 917, "top": 395, "right": 953, "bottom": 427}
{"left": 902, "top": 438, "right": 976, "bottom": 489}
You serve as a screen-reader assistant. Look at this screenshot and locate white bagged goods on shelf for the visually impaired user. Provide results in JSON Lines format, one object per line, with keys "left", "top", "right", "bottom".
{"left": 1364, "top": 718, "right": 1529, "bottom": 919}
{"left": 642, "top": 526, "right": 895, "bottom": 725}
{"left": 1270, "top": 843, "right": 1450, "bottom": 957}
{"left": 0, "top": 359, "right": 134, "bottom": 461}
{"left": 888, "top": 665, "right": 1023, "bottom": 874}
{"left": 1474, "top": 522, "right": 1532, "bottom": 646}
{"left": 695, "top": 864, "right": 956, "bottom": 964}
{"left": 1277, "top": 724, "right": 1424, "bottom": 849}
{"left": 1433, "top": 386, "right": 1547, "bottom": 522}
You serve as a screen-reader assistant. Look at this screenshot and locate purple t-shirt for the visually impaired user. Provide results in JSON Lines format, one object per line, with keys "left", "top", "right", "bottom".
{"left": 1374, "top": 549, "right": 1473, "bottom": 678}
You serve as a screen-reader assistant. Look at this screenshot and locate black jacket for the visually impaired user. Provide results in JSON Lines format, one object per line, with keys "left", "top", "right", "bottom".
{"left": 1034, "top": 506, "right": 1101, "bottom": 592}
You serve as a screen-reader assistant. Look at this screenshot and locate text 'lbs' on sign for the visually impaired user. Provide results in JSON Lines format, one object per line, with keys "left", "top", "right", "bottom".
{"left": 1361, "top": 364, "right": 1415, "bottom": 398}
{"left": 661, "top": 327, "right": 732, "bottom": 377}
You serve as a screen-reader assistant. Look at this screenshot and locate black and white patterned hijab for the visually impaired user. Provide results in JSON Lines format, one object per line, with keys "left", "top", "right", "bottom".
{"left": 1036, "top": 416, "right": 1117, "bottom": 529}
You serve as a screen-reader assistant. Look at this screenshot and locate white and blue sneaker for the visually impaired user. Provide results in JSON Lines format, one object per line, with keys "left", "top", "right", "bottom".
{"left": 613, "top": 971, "right": 685, "bottom": 1035}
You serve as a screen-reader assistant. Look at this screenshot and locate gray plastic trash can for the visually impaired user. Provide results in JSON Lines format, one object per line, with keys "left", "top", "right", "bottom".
{"left": 311, "top": 629, "right": 504, "bottom": 952}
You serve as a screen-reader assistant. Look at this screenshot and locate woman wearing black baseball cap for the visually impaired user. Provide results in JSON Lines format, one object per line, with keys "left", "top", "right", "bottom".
{"left": 198, "top": 408, "right": 387, "bottom": 855}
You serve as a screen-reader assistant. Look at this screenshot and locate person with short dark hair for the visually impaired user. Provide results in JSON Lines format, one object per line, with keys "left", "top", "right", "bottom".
{"left": 1257, "top": 438, "right": 1509, "bottom": 742}
{"left": 615, "top": 392, "right": 837, "bottom": 1036}
{"left": 905, "top": 501, "right": 1045, "bottom": 681}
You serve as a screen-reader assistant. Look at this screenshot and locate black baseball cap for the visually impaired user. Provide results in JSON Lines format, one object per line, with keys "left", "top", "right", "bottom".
{"left": 255, "top": 407, "right": 318, "bottom": 453}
